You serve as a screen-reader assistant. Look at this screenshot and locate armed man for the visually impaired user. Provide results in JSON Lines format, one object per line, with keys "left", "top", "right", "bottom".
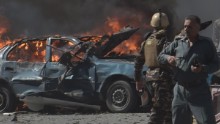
{"left": 158, "top": 15, "right": 219, "bottom": 124}
{"left": 134, "top": 10, "right": 173, "bottom": 124}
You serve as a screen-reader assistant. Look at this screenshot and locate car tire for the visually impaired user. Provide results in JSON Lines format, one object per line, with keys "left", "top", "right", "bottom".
{"left": 0, "top": 86, "right": 17, "bottom": 113}
{"left": 106, "top": 80, "right": 138, "bottom": 113}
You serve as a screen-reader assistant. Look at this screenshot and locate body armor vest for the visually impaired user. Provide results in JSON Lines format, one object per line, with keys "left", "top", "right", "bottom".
{"left": 143, "top": 30, "right": 166, "bottom": 68}
{"left": 144, "top": 34, "right": 159, "bottom": 68}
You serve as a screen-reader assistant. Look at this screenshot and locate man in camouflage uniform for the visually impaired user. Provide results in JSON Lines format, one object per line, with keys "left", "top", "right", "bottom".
{"left": 134, "top": 11, "right": 173, "bottom": 124}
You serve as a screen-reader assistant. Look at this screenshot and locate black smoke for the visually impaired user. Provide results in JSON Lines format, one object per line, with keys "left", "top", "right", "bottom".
{"left": 0, "top": 0, "right": 178, "bottom": 39}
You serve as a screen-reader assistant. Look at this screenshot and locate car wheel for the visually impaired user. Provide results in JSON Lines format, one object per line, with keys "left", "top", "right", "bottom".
{"left": 0, "top": 86, "right": 17, "bottom": 113}
{"left": 106, "top": 80, "right": 138, "bottom": 113}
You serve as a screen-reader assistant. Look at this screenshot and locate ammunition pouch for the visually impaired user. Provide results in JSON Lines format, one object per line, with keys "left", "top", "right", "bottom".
{"left": 145, "top": 68, "right": 160, "bottom": 81}
{"left": 145, "top": 68, "right": 171, "bottom": 79}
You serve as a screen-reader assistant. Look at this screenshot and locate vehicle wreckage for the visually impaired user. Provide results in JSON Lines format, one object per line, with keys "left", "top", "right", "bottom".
{"left": 0, "top": 27, "right": 146, "bottom": 113}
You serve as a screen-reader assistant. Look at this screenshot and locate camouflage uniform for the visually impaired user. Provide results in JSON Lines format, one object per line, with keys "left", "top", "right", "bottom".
{"left": 134, "top": 29, "right": 173, "bottom": 124}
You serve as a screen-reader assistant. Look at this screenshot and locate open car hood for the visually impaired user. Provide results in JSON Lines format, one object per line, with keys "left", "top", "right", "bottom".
{"left": 94, "top": 26, "right": 139, "bottom": 57}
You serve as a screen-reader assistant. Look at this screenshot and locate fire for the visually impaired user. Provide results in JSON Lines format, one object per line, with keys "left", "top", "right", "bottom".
{"left": 79, "top": 36, "right": 102, "bottom": 43}
{"left": 6, "top": 40, "right": 46, "bottom": 62}
{"left": 35, "top": 41, "right": 43, "bottom": 56}
{"left": 104, "top": 16, "right": 142, "bottom": 55}
{"left": 0, "top": 16, "right": 9, "bottom": 34}
{"left": 0, "top": 27, "right": 7, "bottom": 35}
{"left": 52, "top": 55, "right": 60, "bottom": 62}
{"left": 0, "top": 15, "right": 12, "bottom": 48}
{"left": 114, "top": 35, "right": 141, "bottom": 54}
{"left": 106, "top": 17, "right": 122, "bottom": 33}
{"left": 0, "top": 38, "right": 13, "bottom": 48}
{"left": 0, "top": 14, "right": 143, "bottom": 61}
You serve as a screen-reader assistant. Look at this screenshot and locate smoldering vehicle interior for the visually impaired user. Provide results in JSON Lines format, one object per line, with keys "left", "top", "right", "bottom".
{"left": 0, "top": 27, "right": 147, "bottom": 113}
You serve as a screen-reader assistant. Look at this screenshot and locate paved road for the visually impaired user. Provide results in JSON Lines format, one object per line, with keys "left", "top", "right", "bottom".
{"left": 0, "top": 112, "right": 150, "bottom": 124}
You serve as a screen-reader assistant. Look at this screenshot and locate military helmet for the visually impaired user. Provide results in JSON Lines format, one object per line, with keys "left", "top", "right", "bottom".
{"left": 150, "top": 12, "right": 169, "bottom": 28}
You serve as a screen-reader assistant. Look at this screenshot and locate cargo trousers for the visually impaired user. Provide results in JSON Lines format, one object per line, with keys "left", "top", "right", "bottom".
{"left": 172, "top": 82, "right": 216, "bottom": 124}
{"left": 148, "top": 73, "right": 173, "bottom": 124}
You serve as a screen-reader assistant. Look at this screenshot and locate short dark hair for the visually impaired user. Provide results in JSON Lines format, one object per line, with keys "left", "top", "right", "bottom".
{"left": 185, "top": 15, "right": 201, "bottom": 25}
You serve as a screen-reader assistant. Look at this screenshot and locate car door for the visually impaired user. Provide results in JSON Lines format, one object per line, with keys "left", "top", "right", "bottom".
{"left": 44, "top": 37, "right": 77, "bottom": 78}
{"left": 46, "top": 37, "right": 97, "bottom": 101}
{"left": 2, "top": 40, "right": 47, "bottom": 94}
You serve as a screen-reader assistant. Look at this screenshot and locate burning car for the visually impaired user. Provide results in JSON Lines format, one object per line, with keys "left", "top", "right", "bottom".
{"left": 0, "top": 27, "right": 148, "bottom": 113}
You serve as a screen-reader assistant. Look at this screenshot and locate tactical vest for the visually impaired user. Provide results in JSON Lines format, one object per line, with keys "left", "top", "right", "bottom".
{"left": 143, "top": 30, "right": 166, "bottom": 68}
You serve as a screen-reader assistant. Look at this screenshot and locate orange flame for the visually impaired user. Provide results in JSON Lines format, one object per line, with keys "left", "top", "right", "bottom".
{"left": 0, "top": 15, "right": 143, "bottom": 62}
{"left": 0, "top": 27, "right": 7, "bottom": 35}
{"left": 106, "top": 17, "right": 121, "bottom": 33}
{"left": 0, "top": 16, "right": 13, "bottom": 48}
{"left": 104, "top": 16, "right": 141, "bottom": 55}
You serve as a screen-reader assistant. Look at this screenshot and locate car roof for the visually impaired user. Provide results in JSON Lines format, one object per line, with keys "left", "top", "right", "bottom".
{"left": 12, "top": 35, "right": 82, "bottom": 45}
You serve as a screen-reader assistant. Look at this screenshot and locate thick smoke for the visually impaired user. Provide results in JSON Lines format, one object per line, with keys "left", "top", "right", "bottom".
{"left": 0, "top": 0, "right": 177, "bottom": 39}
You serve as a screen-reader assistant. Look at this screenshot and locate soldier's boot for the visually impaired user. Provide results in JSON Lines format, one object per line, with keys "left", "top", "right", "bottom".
{"left": 148, "top": 109, "right": 163, "bottom": 124}
{"left": 163, "top": 111, "right": 172, "bottom": 124}
{"left": 163, "top": 118, "right": 172, "bottom": 124}
{"left": 163, "top": 106, "right": 172, "bottom": 124}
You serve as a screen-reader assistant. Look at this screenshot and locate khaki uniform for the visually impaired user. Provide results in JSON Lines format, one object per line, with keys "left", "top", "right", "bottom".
{"left": 134, "top": 30, "right": 173, "bottom": 124}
